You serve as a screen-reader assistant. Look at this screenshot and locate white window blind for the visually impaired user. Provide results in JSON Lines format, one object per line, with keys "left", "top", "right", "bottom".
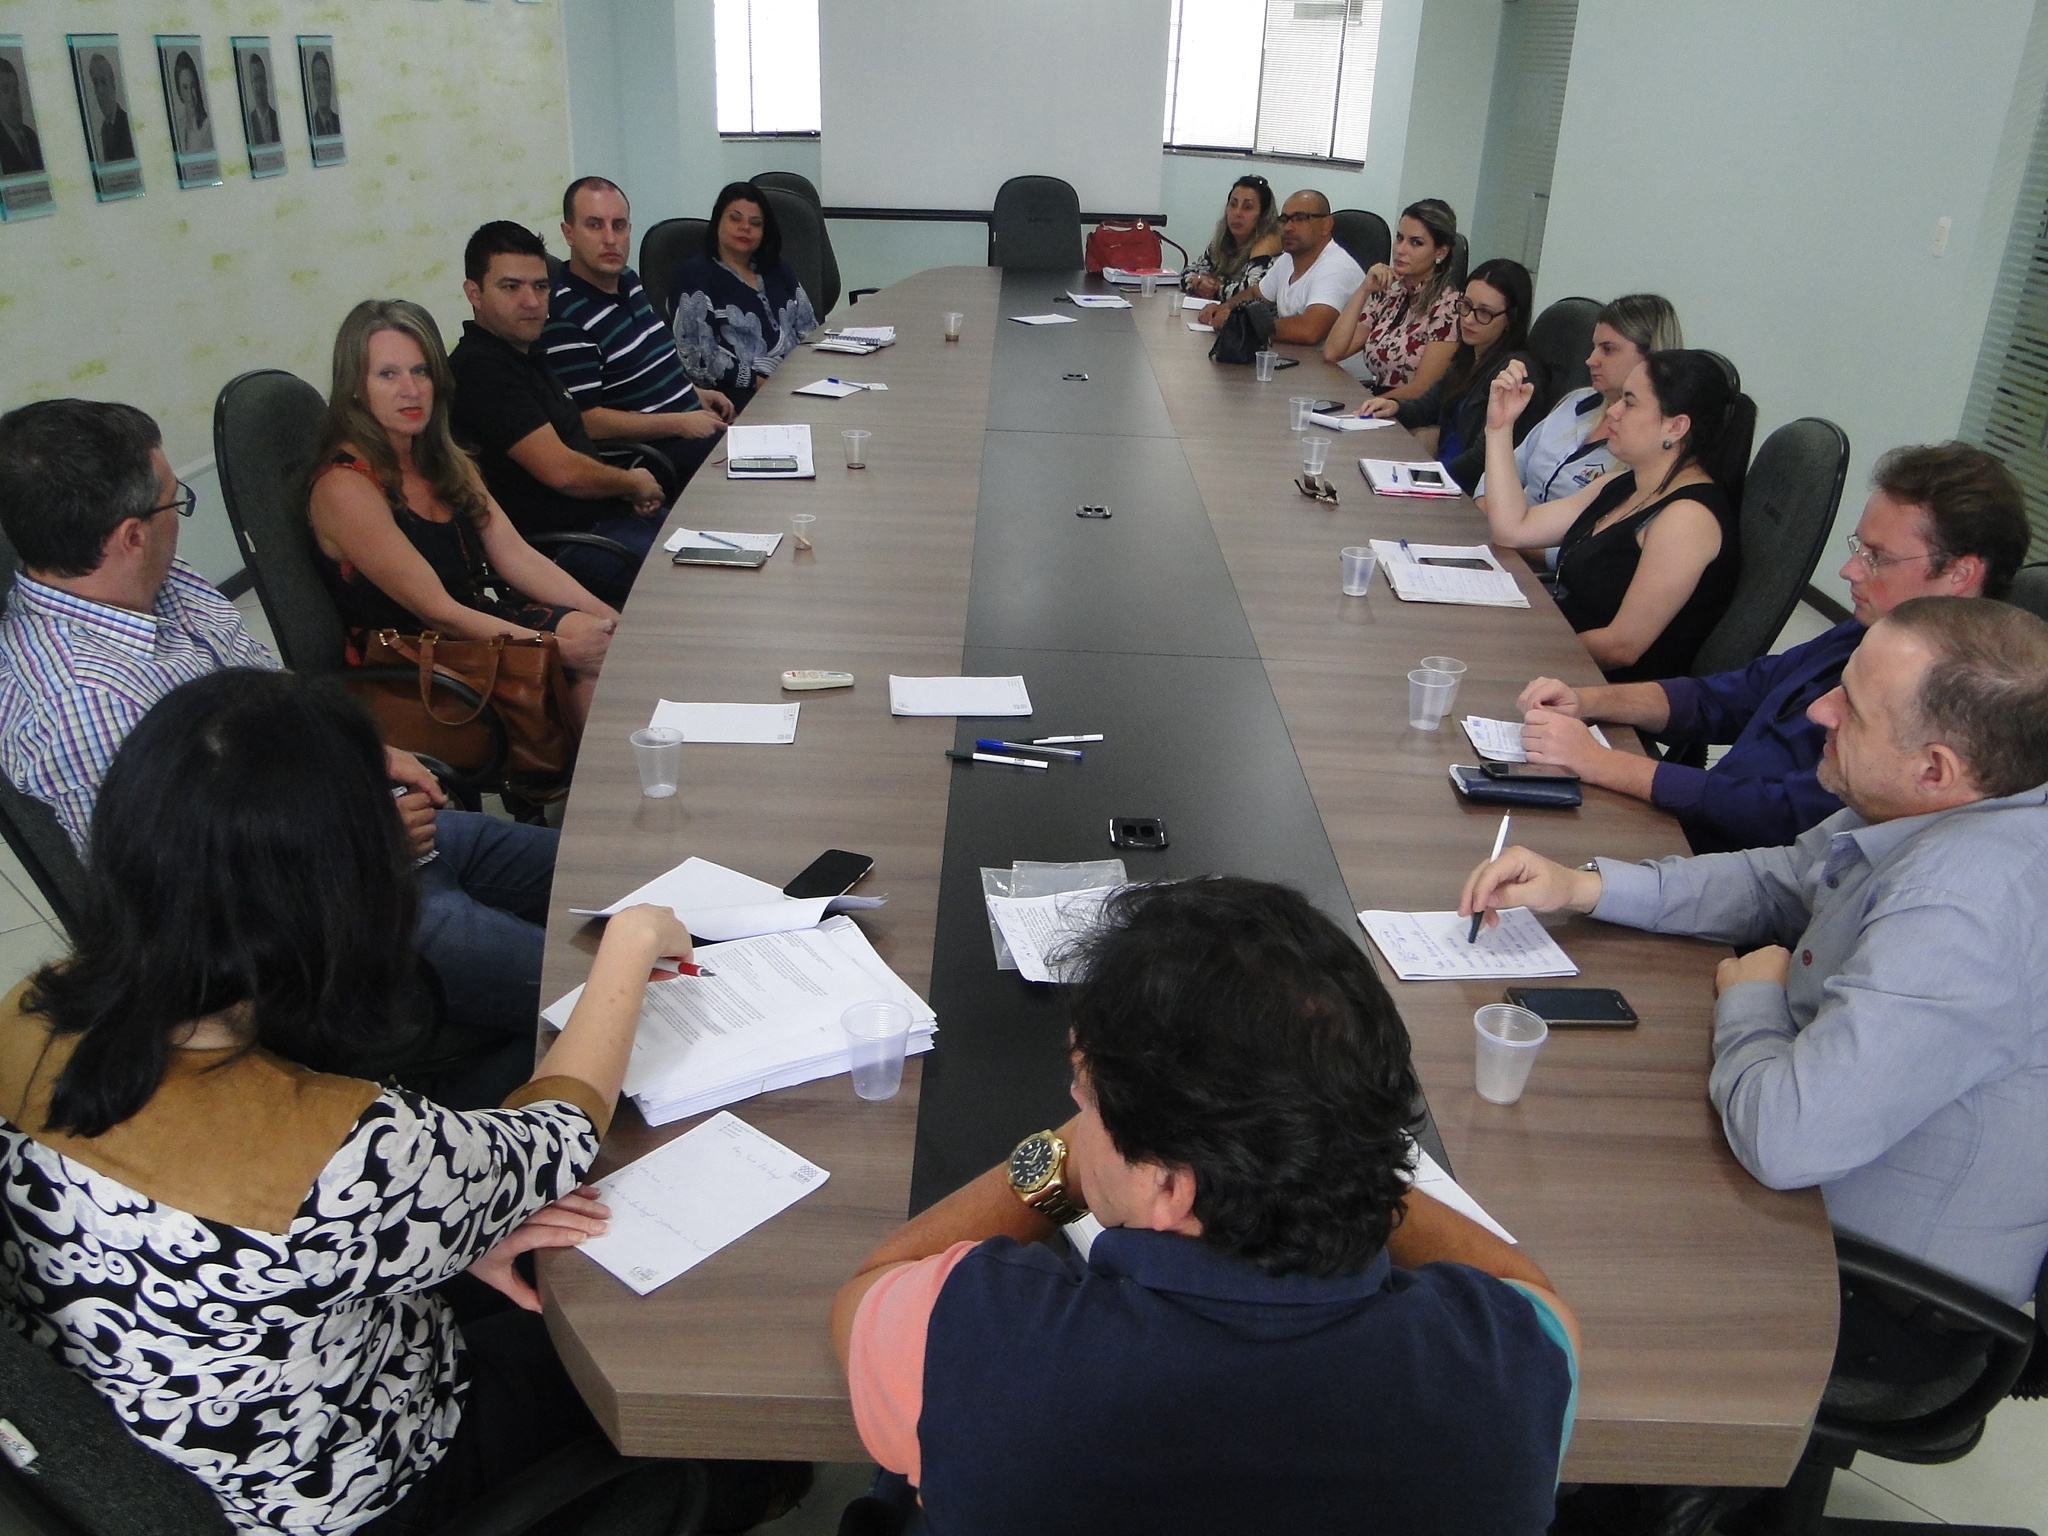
{"left": 1163, "top": 0, "right": 1382, "bottom": 163}
{"left": 714, "top": 0, "right": 820, "bottom": 137}
{"left": 1962, "top": 79, "right": 2048, "bottom": 558}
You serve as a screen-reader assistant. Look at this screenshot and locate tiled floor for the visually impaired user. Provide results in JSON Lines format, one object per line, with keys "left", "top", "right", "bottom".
{"left": 6, "top": 595, "right": 2041, "bottom": 1533}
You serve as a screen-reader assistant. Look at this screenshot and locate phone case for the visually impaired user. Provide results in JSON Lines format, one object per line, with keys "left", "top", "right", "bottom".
{"left": 1449, "top": 765, "right": 1583, "bottom": 808}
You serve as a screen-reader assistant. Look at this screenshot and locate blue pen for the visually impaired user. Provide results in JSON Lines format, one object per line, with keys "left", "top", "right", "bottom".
{"left": 976, "top": 737, "right": 1081, "bottom": 759}
{"left": 1399, "top": 538, "right": 1415, "bottom": 560}
{"left": 697, "top": 530, "right": 741, "bottom": 549}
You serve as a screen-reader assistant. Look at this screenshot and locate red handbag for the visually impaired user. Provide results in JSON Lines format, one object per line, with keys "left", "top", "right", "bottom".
{"left": 1085, "top": 220, "right": 1164, "bottom": 274}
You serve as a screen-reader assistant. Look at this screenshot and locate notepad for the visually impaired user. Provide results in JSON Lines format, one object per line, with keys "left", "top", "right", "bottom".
{"left": 1068, "top": 292, "right": 1131, "bottom": 309}
{"left": 724, "top": 423, "right": 815, "bottom": 479}
{"left": 576, "top": 1112, "right": 831, "bottom": 1294}
{"left": 888, "top": 675, "right": 1033, "bottom": 716}
{"left": 790, "top": 378, "right": 865, "bottom": 398}
{"left": 1369, "top": 541, "right": 1530, "bottom": 609}
{"left": 662, "top": 527, "right": 784, "bottom": 556}
{"left": 648, "top": 700, "right": 799, "bottom": 744}
{"left": 1180, "top": 294, "right": 1208, "bottom": 311}
{"left": 1010, "top": 313, "right": 1080, "bottom": 326}
{"left": 1358, "top": 907, "right": 1579, "bottom": 981}
{"left": 1186, "top": 320, "right": 1215, "bottom": 332}
{"left": 1462, "top": 716, "right": 1610, "bottom": 763}
{"left": 1307, "top": 411, "right": 1394, "bottom": 432}
{"left": 1360, "top": 458, "right": 1464, "bottom": 497}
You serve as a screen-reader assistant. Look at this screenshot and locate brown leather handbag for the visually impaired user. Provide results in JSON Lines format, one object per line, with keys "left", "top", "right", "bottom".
{"left": 354, "top": 629, "right": 580, "bottom": 801}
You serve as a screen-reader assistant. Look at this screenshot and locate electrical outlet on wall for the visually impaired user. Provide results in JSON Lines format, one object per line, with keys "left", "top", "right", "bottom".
{"left": 1934, "top": 216, "right": 1953, "bottom": 257}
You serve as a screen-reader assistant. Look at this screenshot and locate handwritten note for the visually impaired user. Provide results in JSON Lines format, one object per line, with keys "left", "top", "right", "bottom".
{"left": 1357, "top": 907, "right": 1578, "bottom": 981}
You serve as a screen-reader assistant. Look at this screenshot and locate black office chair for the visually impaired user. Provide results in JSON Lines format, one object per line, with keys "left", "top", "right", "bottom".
{"left": 760, "top": 185, "right": 833, "bottom": 324}
{"left": 0, "top": 532, "right": 88, "bottom": 935}
{"left": 639, "top": 216, "right": 710, "bottom": 324}
{"left": 755, "top": 171, "right": 844, "bottom": 317}
{"left": 1331, "top": 208, "right": 1391, "bottom": 272}
{"left": 1527, "top": 296, "right": 1601, "bottom": 405}
{"left": 989, "top": 176, "right": 1083, "bottom": 270}
{"left": 1448, "top": 232, "right": 1469, "bottom": 287}
{"left": 0, "top": 1309, "right": 713, "bottom": 1536}
{"left": 2004, "top": 561, "right": 2048, "bottom": 622}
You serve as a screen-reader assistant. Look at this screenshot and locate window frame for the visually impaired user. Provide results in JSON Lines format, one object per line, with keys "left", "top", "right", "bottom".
{"left": 1161, "top": 0, "right": 1381, "bottom": 169}
{"left": 712, "top": 0, "right": 821, "bottom": 141}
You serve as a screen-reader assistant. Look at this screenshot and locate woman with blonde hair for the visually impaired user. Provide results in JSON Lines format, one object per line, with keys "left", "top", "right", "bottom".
{"left": 306, "top": 298, "right": 616, "bottom": 728}
{"left": 1180, "top": 175, "right": 1284, "bottom": 301}
{"left": 1322, "top": 197, "right": 1462, "bottom": 399}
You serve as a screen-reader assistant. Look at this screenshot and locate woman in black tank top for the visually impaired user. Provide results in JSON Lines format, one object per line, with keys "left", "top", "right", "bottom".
{"left": 1476, "top": 349, "right": 1756, "bottom": 681}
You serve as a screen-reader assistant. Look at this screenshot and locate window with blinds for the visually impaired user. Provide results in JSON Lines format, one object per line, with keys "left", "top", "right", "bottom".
{"left": 1961, "top": 83, "right": 2048, "bottom": 558}
{"left": 1469, "top": 0, "right": 1577, "bottom": 277}
{"left": 714, "top": 0, "right": 820, "bottom": 137}
{"left": 1164, "top": 0, "right": 1384, "bottom": 164}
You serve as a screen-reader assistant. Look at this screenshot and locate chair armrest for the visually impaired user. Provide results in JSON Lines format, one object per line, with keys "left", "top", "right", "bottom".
{"left": 594, "top": 439, "right": 680, "bottom": 503}
{"left": 849, "top": 287, "right": 880, "bottom": 305}
{"left": 526, "top": 530, "right": 639, "bottom": 562}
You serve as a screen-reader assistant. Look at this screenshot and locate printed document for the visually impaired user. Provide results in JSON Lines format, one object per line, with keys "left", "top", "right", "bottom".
{"left": 1010, "top": 313, "right": 1080, "bottom": 326}
{"left": 1462, "top": 716, "right": 1609, "bottom": 763}
{"left": 1068, "top": 292, "right": 1131, "bottom": 309}
{"left": 888, "top": 675, "right": 1033, "bottom": 716}
{"left": 663, "top": 527, "right": 784, "bottom": 556}
{"left": 578, "top": 1112, "right": 830, "bottom": 1295}
{"left": 725, "top": 423, "right": 815, "bottom": 479}
{"left": 1357, "top": 907, "right": 1579, "bottom": 981}
{"left": 649, "top": 700, "right": 799, "bottom": 745}
{"left": 1368, "top": 541, "right": 1530, "bottom": 609}
{"left": 1307, "top": 411, "right": 1394, "bottom": 432}
{"left": 1407, "top": 1142, "right": 1515, "bottom": 1244}
{"left": 568, "top": 855, "right": 882, "bottom": 941}
{"left": 985, "top": 886, "right": 1116, "bottom": 984}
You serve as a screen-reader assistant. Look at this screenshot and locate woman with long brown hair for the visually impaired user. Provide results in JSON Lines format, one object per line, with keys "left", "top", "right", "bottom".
{"left": 1322, "top": 197, "right": 1462, "bottom": 400}
{"left": 306, "top": 299, "right": 616, "bottom": 727}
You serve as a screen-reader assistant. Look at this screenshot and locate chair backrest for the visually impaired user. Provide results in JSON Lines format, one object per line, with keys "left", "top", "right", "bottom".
{"left": 0, "top": 1319, "right": 234, "bottom": 1535}
{"left": 989, "top": 176, "right": 1083, "bottom": 270}
{"left": 754, "top": 172, "right": 840, "bottom": 315}
{"left": 759, "top": 186, "right": 830, "bottom": 322}
{"left": 638, "top": 217, "right": 710, "bottom": 324}
{"left": 2005, "top": 562, "right": 2048, "bottom": 624}
{"left": 1448, "top": 232, "right": 1469, "bottom": 288}
{"left": 210, "top": 370, "right": 344, "bottom": 675}
{"left": 0, "top": 531, "right": 89, "bottom": 934}
{"left": 1689, "top": 417, "right": 1850, "bottom": 677}
{"left": 1527, "top": 296, "right": 1600, "bottom": 404}
{"left": 1329, "top": 209, "right": 1390, "bottom": 273}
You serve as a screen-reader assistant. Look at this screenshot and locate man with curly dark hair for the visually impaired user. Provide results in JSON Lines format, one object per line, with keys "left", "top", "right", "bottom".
{"left": 831, "top": 876, "right": 1581, "bottom": 1536}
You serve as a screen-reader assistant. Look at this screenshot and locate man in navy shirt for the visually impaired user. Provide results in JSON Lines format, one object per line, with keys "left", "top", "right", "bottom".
{"left": 1515, "top": 443, "right": 2029, "bottom": 852}
{"left": 834, "top": 878, "right": 1579, "bottom": 1536}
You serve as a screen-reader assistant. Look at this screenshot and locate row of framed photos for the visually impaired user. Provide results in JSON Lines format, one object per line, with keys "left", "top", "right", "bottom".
{"left": 0, "top": 33, "right": 345, "bottom": 221}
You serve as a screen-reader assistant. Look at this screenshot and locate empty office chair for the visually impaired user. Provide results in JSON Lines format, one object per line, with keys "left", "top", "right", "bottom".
{"left": 1330, "top": 209, "right": 1391, "bottom": 273}
{"left": 755, "top": 171, "right": 843, "bottom": 317}
{"left": 639, "top": 216, "right": 710, "bottom": 324}
{"left": 1527, "top": 296, "right": 1601, "bottom": 404}
{"left": 989, "top": 175, "right": 1084, "bottom": 270}
{"left": 0, "top": 529, "right": 88, "bottom": 934}
{"left": 1686, "top": 417, "right": 1849, "bottom": 678}
{"left": 760, "top": 185, "right": 832, "bottom": 324}
{"left": 2005, "top": 561, "right": 2048, "bottom": 622}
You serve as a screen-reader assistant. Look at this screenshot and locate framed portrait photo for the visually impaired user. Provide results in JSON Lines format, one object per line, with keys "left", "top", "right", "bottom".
{"left": 296, "top": 37, "right": 343, "bottom": 167}
{"left": 230, "top": 36, "right": 286, "bottom": 179}
{"left": 67, "top": 33, "right": 144, "bottom": 201}
{"left": 0, "top": 36, "right": 55, "bottom": 220}
{"left": 156, "top": 36, "right": 221, "bottom": 189}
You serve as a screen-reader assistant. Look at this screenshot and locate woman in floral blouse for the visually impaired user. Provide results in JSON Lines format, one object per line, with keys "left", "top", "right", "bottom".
{"left": 1180, "top": 175, "right": 1284, "bottom": 302}
{"left": 1323, "top": 197, "right": 1462, "bottom": 399}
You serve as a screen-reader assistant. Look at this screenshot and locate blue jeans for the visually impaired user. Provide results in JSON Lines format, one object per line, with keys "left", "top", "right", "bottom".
{"left": 548, "top": 509, "right": 660, "bottom": 611}
{"left": 414, "top": 811, "right": 556, "bottom": 1041}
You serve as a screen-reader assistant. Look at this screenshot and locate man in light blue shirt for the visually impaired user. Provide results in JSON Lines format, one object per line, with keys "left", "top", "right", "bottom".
{"left": 1461, "top": 597, "right": 2048, "bottom": 1305}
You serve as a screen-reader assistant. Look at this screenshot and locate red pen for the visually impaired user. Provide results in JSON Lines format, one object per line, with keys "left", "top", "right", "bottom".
{"left": 675, "top": 961, "right": 716, "bottom": 979}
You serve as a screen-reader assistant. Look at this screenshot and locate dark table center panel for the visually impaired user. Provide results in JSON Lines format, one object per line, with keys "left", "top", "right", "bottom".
{"left": 911, "top": 272, "right": 1443, "bottom": 1212}
{"left": 982, "top": 271, "right": 1180, "bottom": 440}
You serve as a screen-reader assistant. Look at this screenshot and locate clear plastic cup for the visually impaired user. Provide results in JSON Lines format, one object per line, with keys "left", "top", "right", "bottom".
{"left": 629, "top": 726, "right": 683, "bottom": 798}
{"left": 1420, "top": 655, "right": 1467, "bottom": 713}
{"left": 843, "top": 429, "right": 870, "bottom": 468}
{"left": 943, "top": 311, "right": 964, "bottom": 341}
{"left": 1254, "top": 350, "right": 1277, "bottom": 383}
{"left": 1301, "top": 435, "right": 1331, "bottom": 478}
{"left": 1289, "top": 396, "right": 1316, "bottom": 431}
{"left": 1408, "top": 668, "right": 1458, "bottom": 730}
{"left": 1474, "top": 1003, "right": 1548, "bottom": 1105}
{"left": 791, "top": 512, "right": 816, "bottom": 550}
{"left": 1341, "top": 546, "right": 1376, "bottom": 596}
{"left": 1139, "top": 272, "right": 1160, "bottom": 297}
{"left": 842, "top": 1000, "right": 912, "bottom": 1100}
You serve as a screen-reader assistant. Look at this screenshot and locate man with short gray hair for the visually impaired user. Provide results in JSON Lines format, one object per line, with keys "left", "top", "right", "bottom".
{"left": 1461, "top": 596, "right": 2048, "bottom": 1307}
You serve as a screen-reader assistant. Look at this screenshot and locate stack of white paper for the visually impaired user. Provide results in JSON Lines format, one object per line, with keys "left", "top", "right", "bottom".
{"left": 1179, "top": 294, "right": 1209, "bottom": 311}
{"left": 725, "top": 424, "right": 815, "bottom": 479}
{"left": 1462, "top": 716, "right": 1610, "bottom": 763}
{"left": 1357, "top": 907, "right": 1578, "bottom": 981}
{"left": 791, "top": 378, "right": 889, "bottom": 398}
{"left": 568, "top": 855, "right": 882, "bottom": 942}
{"left": 888, "top": 675, "right": 1033, "bottom": 716}
{"left": 1010, "top": 313, "right": 1080, "bottom": 326}
{"left": 649, "top": 700, "right": 799, "bottom": 744}
{"left": 1307, "top": 411, "right": 1394, "bottom": 432}
{"left": 1369, "top": 541, "right": 1530, "bottom": 609}
{"left": 1102, "top": 266, "right": 1173, "bottom": 286}
{"left": 985, "top": 886, "right": 1117, "bottom": 983}
{"left": 544, "top": 916, "right": 935, "bottom": 1125}
{"left": 1068, "top": 292, "right": 1131, "bottom": 310}
{"left": 813, "top": 326, "right": 897, "bottom": 355}
{"left": 1186, "top": 320, "right": 1215, "bottom": 333}
{"left": 662, "top": 527, "right": 784, "bottom": 556}
{"left": 578, "top": 1112, "right": 831, "bottom": 1294}
{"left": 838, "top": 325, "right": 897, "bottom": 344}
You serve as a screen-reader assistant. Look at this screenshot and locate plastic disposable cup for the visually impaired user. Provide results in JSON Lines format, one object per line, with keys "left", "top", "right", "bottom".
{"left": 1254, "top": 350, "right": 1278, "bottom": 383}
{"left": 1408, "top": 668, "right": 1458, "bottom": 730}
{"left": 843, "top": 429, "right": 870, "bottom": 468}
{"left": 629, "top": 726, "right": 683, "bottom": 798}
{"left": 1139, "top": 272, "right": 1160, "bottom": 297}
{"left": 1341, "top": 546, "right": 1376, "bottom": 596}
{"left": 842, "top": 1000, "right": 913, "bottom": 1100}
{"left": 943, "top": 311, "right": 964, "bottom": 341}
{"left": 1473, "top": 1003, "right": 1548, "bottom": 1105}
{"left": 1420, "top": 655, "right": 1467, "bottom": 713}
{"left": 1301, "top": 435, "right": 1331, "bottom": 478}
{"left": 791, "top": 512, "right": 817, "bottom": 550}
{"left": 1289, "top": 396, "right": 1316, "bottom": 431}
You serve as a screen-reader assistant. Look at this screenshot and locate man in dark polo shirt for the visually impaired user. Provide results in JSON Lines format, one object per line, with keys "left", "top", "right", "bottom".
{"left": 448, "top": 220, "right": 665, "bottom": 611}
{"left": 542, "top": 177, "right": 733, "bottom": 489}
{"left": 833, "top": 877, "right": 1579, "bottom": 1536}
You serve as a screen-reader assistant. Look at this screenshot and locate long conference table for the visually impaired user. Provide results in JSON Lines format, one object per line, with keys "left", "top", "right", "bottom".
{"left": 536, "top": 266, "right": 1839, "bottom": 1487}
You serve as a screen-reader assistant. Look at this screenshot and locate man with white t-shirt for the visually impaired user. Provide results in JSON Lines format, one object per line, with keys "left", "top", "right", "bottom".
{"left": 1197, "top": 189, "right": 1364, "bottom": 346}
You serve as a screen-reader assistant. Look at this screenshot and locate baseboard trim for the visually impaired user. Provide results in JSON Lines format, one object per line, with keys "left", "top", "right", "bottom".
{"left": 218, "top": 568, "right": 254, "bottom": 601}
{"left": 1802, "top": 583, "right": 1851, "bottom": 624}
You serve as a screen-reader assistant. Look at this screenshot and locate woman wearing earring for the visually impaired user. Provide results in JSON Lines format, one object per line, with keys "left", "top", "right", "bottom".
{"left": 1322, "top": 198, "right": 1461, "bottom": 399}
{"left": 1478, "top": 349, "right": 1756, "bottom": 682}
{"left": 1181, "top": 175, "right": 1283, "bottom": 302}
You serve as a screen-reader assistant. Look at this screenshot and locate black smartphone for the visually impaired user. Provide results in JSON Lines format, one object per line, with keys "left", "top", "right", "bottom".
{"left": 1482, "top": 762, "right": 1582, "bottom": 782}
{"left": 1311, "top": 399, "right": 1346, "bottom": 414}
{"left": 1418, "top": 556, "right": 1493, "bottom": 570}
{"left": 783, "top": 849, "right": 874, "bottom": 900}
{"left": 1504, "top": 986, "right": 1639, "bottom": 1029}
{"left": 1271, "top": 356, "right": 1301, "bottom": 370}
{"left": 1407, "top": 465, "right": 1449, "bottom": 489}
{"left": 730, "top": 455, "right": 800, "bottom": 473}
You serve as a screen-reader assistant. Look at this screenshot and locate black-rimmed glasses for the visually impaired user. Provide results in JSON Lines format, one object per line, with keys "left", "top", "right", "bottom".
{"left": 149, "top": 481, "right": 198, "bottom": 518}
{"left": 1453, "top": 295, "right": 1507, "bottom": 325}
{"left": 1277, "top": 211, "right": 1331, "bottom": 226}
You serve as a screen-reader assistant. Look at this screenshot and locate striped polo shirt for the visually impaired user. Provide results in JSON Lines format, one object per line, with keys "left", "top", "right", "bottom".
{"left": 541, "top": 267, "right": 703, "bottom": 418}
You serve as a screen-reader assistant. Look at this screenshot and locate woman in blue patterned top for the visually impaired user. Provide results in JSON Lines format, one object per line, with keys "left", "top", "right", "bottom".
{"left": 669, "top": 181, "right": 819, "bottom": 411}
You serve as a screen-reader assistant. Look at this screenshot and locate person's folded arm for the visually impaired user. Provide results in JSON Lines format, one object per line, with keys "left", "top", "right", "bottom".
{"left": 1653, "top": 758, "right": 1841, "bottom": 850}
{"left": 579, "top": 403, "right": 725, "bottom": 443}
{"left": 1678, "top": 648, "right": 1796, "bottom": 745}
{"left": 1380, "top": 337, "right": 1457, "bottom": 402}
{"left": 1322, "top": 278, "right": 1373, "bottom": 365}
{"left": 1575, "top": 499, "right": 1723, "bottom": 671}
{"left": 1271, "top": 304, "right": 1340, "bottom": 346}
{"left": 1588, "top": 833, "right": 1818, "bottom": 950}
{"left": 505, "top": 421, "right": 655, "bottom": 500}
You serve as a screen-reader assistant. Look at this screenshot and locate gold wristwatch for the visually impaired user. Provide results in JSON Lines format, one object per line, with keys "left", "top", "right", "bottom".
{"left": 1007, "top": 1130, "right": 1088, "bottom": 1225}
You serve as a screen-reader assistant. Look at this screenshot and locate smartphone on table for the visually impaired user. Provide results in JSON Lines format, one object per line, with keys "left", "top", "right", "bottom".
{"left": 1503, "top": 987, "right": 1639, "bottom": 1029}
{"left": 783, "top": 849, "right": 874, "bottom": 899}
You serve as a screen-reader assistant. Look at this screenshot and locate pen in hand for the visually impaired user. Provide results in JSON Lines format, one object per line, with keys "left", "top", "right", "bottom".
{"left": 1468, "top": 813, "right": 1511, "bottom": 943}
